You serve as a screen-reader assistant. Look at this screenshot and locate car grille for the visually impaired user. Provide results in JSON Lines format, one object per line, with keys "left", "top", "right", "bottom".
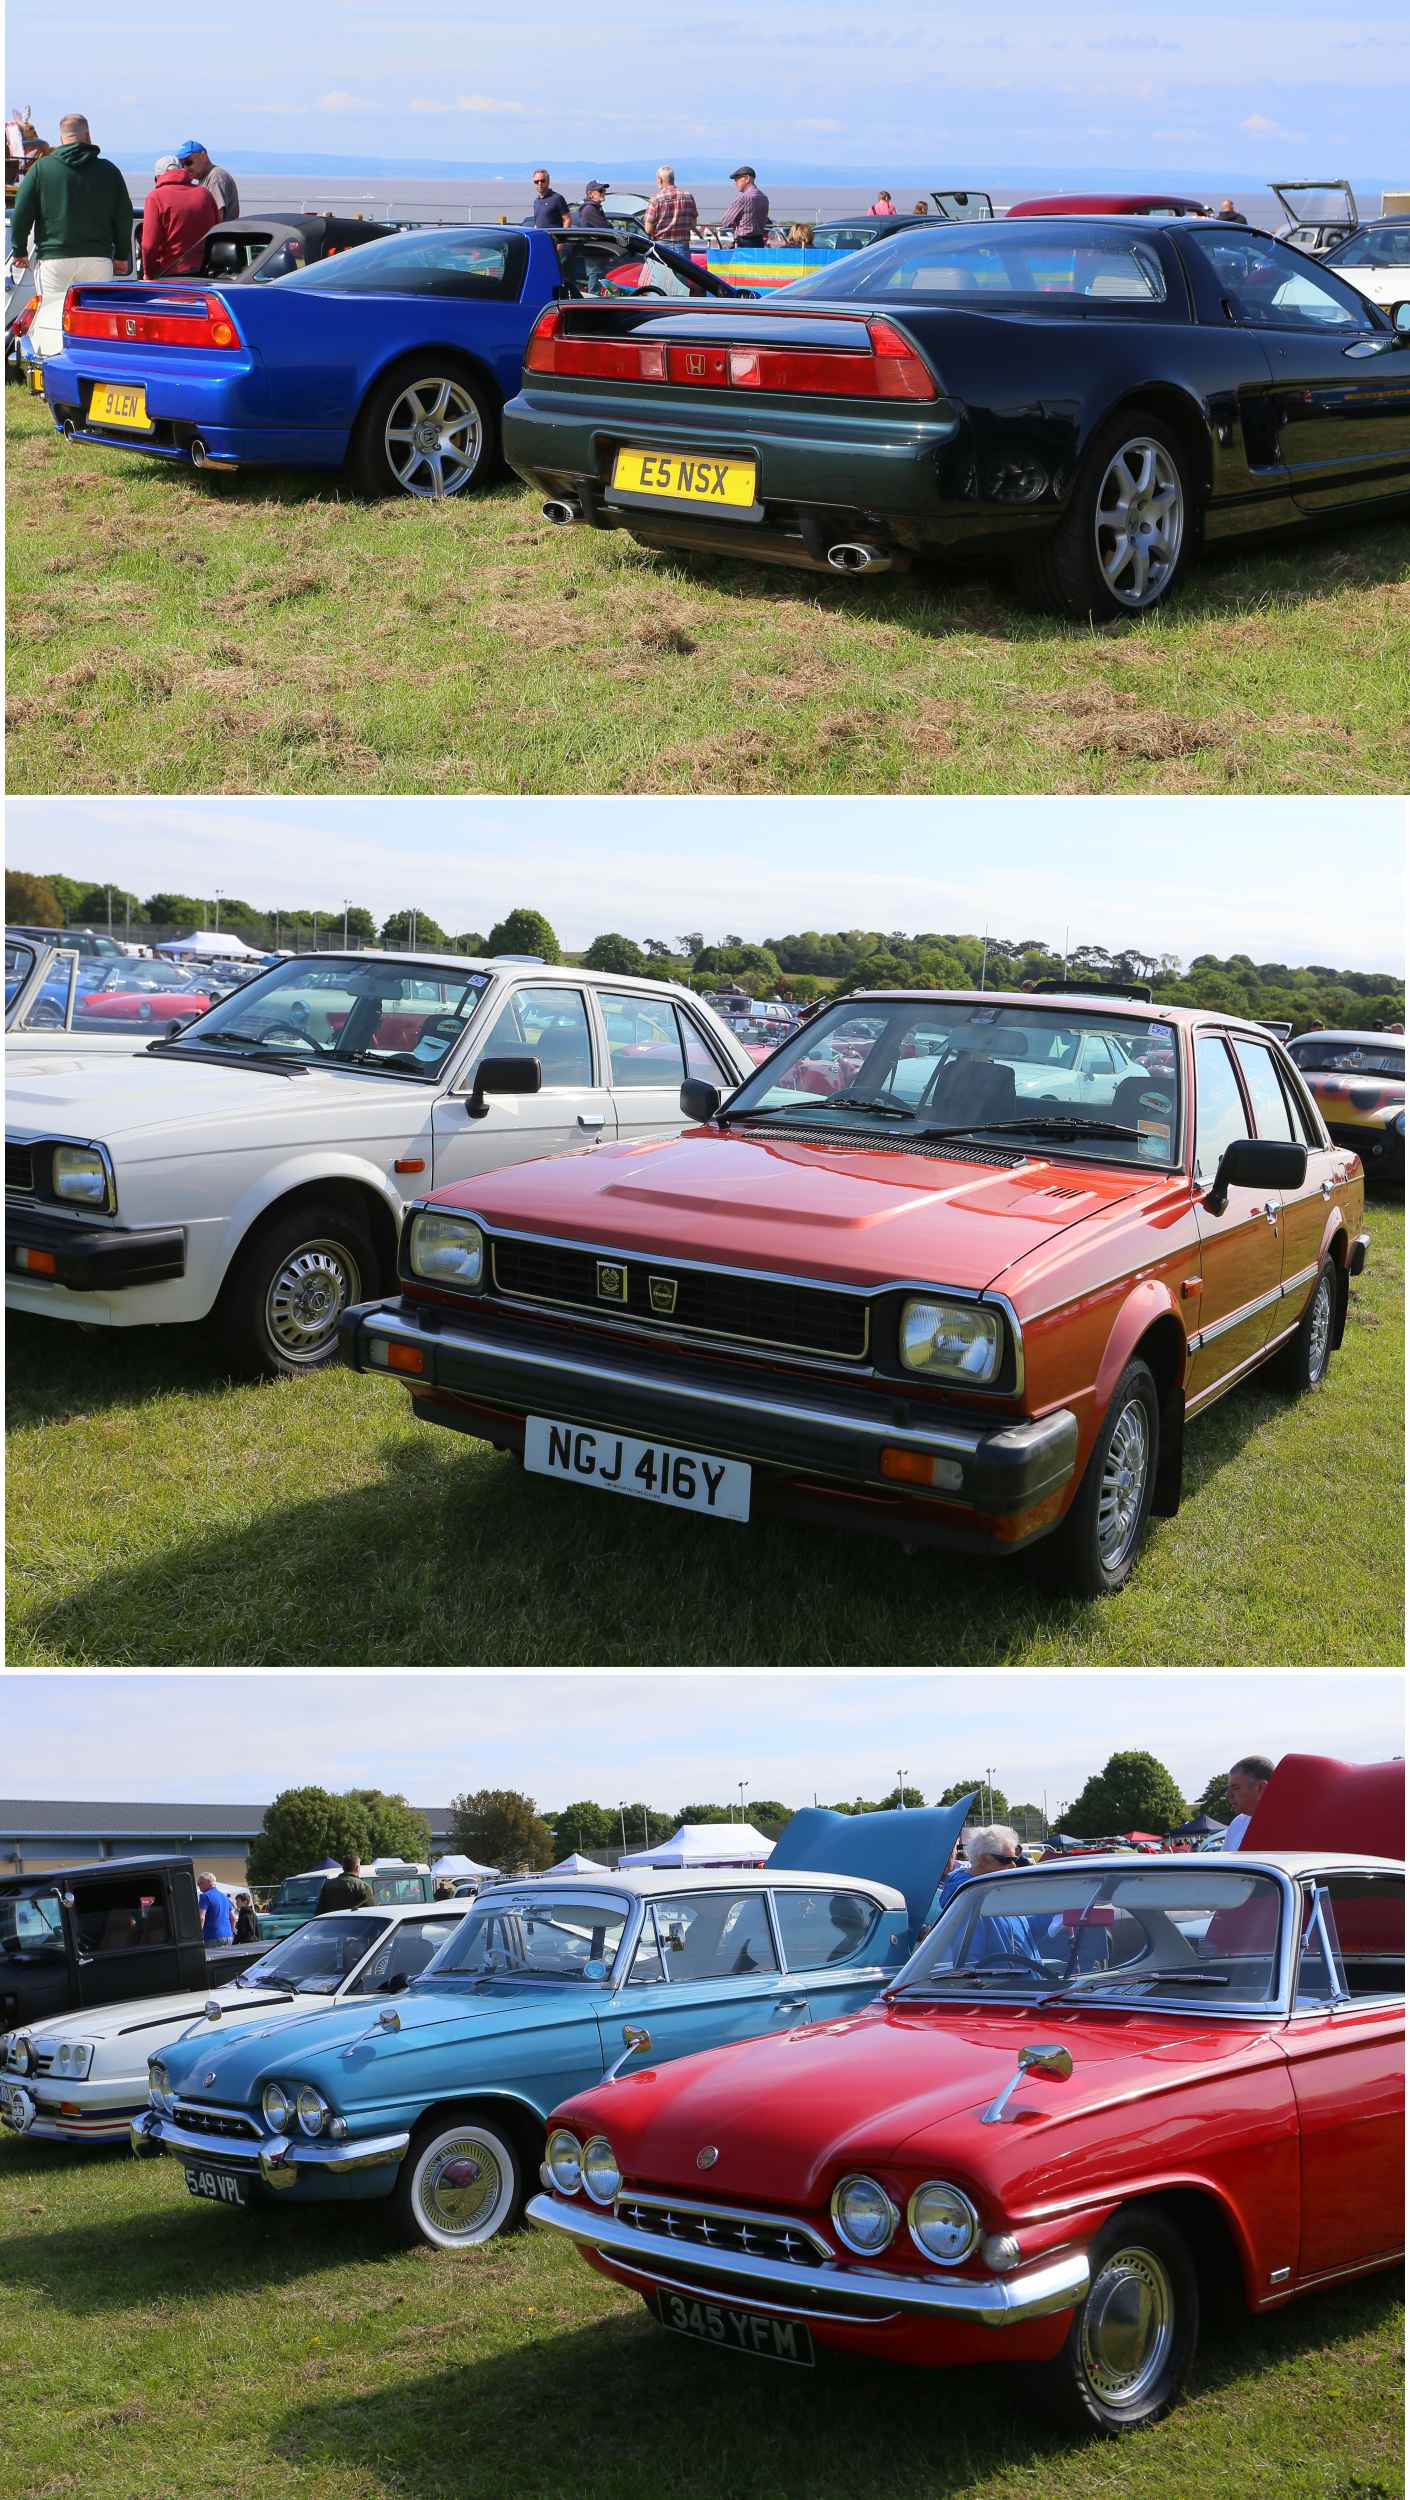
{"left": 616, "top": 2195, "right": 829, "bottom": 2267}
{"left": 5, "top": 1141, "right": 35, "bottom": 1194}
{"left": 173, "top": 2103, "right": 260, "bottom": 2141}
{"left": 9, "top": 2043, "right": 55, "bottom": 2075}
{"left": 490, "top": 1237, "right": 869, "bottom": 1362}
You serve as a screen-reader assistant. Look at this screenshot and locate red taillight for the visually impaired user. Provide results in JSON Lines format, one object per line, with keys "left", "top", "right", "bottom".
{"left": 61, "top": 288, "right": 240, "bottom": 349}
{"left": 13, "top": 297, "right": 36, "bottom": 337}
{"left": 865, "top": 319, "right": 939, "bottom": 400}
{"left": 523, "top": 305, "right": 937, "bottom": 400}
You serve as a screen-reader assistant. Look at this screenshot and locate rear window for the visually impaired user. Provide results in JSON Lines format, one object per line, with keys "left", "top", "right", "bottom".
{"left": 799, "top": 226, "right": 1171, "bottom": 306}
{"left": 273, "top": 229, "right": 526, "bottom": 299}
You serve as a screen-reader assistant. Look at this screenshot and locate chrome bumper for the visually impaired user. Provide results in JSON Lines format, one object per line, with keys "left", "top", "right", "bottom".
{"left": 527, "top": 2192, "right": 1089, "bottom": 2327}
{"left": 129, "top": 2107, "right": 410, "bottom": 2185}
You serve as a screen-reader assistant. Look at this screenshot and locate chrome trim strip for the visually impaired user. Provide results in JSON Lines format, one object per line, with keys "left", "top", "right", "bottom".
{"left": 528, "top": 2192, "right": 1090, "bottom": 2323}
{"left": 616, "top": 2192, "right": 834, "bottom": 2262}
{"left": 131, "top": 2110, "right": 410, "bottom": 2173}
{"left": 1187, "top": 1280, "right": 1284, "bottom": 1354}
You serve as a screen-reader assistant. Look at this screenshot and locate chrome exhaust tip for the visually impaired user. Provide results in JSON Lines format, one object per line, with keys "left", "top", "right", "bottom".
{"left": 826, "top": 540, "right": 890, "bottom": 574}
{"left": 541, "top": 496, "right": 583, "bottom": 525}
{"left": 61, "top": 418, "right": 78, "bottom": 440}
{"left": 190, "top": 437, "right": 239, "bottom": 472}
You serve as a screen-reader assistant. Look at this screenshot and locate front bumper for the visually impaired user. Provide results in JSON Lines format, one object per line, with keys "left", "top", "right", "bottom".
{"left": 130, "top": 2107, "right": 410, "bottom": 2185}
{"left": 1, "top": 2079, "right": 141, "bottom": 2141}
{"left": 528, "top": 2192, "right": 1089, "bottom": 2327}
{"left": 5, "top": 1200, "right": 186, "bottom": 1291}
{"left": 1327, "top": 1122, "right": 1403, "bottom": 1179}
{"left": 340, "top": 1296, "right": 1079, "bottom": 1534}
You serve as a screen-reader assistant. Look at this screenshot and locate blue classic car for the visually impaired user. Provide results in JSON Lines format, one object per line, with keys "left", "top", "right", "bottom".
{"left": 39, "top": 224, "right": 746, "bottom": 499}
{"left": 132, "top": 1803, "right": 970, "bottom": 2250}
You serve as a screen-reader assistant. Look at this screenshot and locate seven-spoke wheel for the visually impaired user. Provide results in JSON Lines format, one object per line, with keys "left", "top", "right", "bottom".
{"left": 383, "top": 376, "right": 485, "bottom": 499}
{"left": 1093, "top": 435, "right": 1185, "bottom": 611}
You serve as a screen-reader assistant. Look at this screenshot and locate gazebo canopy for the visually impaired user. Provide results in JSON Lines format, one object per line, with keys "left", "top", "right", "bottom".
{"left": 617, "top": 1823, "right": 774, "bottom": 1869}
{"left": 547, "top": 1851, "right": 610, "bottom": 1874}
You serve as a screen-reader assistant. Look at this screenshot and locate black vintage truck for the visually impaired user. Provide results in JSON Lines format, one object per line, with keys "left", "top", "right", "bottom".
{"left": 0, "top": 1855, "right": 266, "bottom": 2036}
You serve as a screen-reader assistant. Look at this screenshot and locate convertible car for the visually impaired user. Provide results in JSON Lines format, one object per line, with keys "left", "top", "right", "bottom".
{"left": 533, "top": 1754, "right": 1403, "bottom": 2435}
{"left": 39, "top": 224, "right": 748, "bottom": 499}
{"left": 502, "top": 214, "right": 1410, "bottom": 618}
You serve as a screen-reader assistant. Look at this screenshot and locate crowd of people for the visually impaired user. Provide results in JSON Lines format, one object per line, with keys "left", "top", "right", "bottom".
{"left": 10, "top": 110, "right": 239, "bottom": 353}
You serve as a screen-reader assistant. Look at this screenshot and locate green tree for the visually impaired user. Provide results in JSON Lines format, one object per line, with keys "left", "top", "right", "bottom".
{"left": 877, "top": 1786, "right": 927, "bottom": 1811}
{"left": 1065, "top": 1751, "right": 1187, "bottom": 1838}
{"left": 549, "top": 1801, "right": 620, "bottom": 1859}
{"left": 450, "top": 1787, "right": 554, "bottom": 1872}
{"left": 340, "top": 906, "right": 376, "bottom": 945}
{"left": 486, "top": 907, "right": 561, "bottom": 963}
{"left": 935, "top": 1778, "right": 1002, "bottom": 1820}
{"left": 450, "top": 930, "right": 488, "bottom": 956}
{"left": 583, "top": 931, "right": 649, "bottom": 977}
{"left": 1192, "top": 1771, "right": 1235, "bottom": 1824}
{"left": 246, "top": 1786, "right": 371, "bottom": 1887}
{"left": 144, "top": 892, "right": 209, "bottom": 926}
{"left": 748, "top": 1800, "right": 793, "bottom": 1830}
{"left": 74, "top": 883, "right": 140, "bottom": 926}
{"left": 379, "top": 908, "right": 449, "bottom": 949}
{"left": 6, "top": 871, "right": 62, "bottom": 926}
{"left": 341, "top": 1789, "right": 432, "bottom": 1864}
{"left": 621, "top": 1803, "right": 676, "bottom": 1850}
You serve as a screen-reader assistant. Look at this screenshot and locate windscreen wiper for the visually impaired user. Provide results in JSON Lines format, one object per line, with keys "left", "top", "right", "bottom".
{"left": 1037, "top": 1967, "right": 1230, "bottom": 2006}
{"left": 915, "top": 1116, "right": 1147, "bottom": 1144}
{"left": 904, "top": 1958, "right": 1047, "bottom": 1988}
{"left": 729, "top": 1092, "right": 913, "bottom": 1122}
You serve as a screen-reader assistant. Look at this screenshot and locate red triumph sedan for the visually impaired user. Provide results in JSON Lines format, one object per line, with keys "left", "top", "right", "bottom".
{"left": 530, "top": 1756, "right": 1403, "bottom": 2435}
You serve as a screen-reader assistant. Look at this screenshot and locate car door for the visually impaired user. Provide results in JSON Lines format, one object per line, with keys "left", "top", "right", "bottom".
{"left": 769, "top": 1887, "right": 892, "bottom": 2023}
{"left": 1229, "top": 1034, "right": 1328, "bottom": 1324}
{"left": 429, "top": 978, "right": 616, "bottom": 1190}
{"left": 602, "top": 1890, "right": 810, "bottom": 2074}
{"left": 1187, "top": 1031, "right": 1283, "bottom": 1403}
{"left": 1283, "top": 1873, "right": 1404, "bottom": 2279}
{"left": 1223, "top": 236, "right": 1410, "bottom": 509}
{"left": 596, "top": 990, "right": 739, "bottom": 1151}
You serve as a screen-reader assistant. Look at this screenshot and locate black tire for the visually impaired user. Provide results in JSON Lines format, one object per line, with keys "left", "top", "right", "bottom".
{"left": 1024, "top": 2205, "right": 1199, "bottom": 2435}
{"left": 1033, "top": 408, "right": 1197, "bottom": 622}
{"left": 1270, "top": 1253, "right": 1337, "bottom": 1394}
{"left": 1042, "top": 1358, "right": 1160, "bottom": 1597}
{"left": 347, "top": 358, "right": 496, "bottom": 500}
{"left": 389, "top": 2109, "right": 523, "bottom": 2252}
{"left": 217, "top": 1197, "right": 375, "bottom": 1380}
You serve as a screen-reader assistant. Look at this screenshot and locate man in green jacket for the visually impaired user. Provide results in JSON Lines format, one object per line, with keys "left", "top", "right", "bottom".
{"left": 10, "top": 112, "right": 133, "bottom": 360}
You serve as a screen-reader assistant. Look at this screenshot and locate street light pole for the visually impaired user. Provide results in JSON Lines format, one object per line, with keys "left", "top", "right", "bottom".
{"left": 619, "top": 1800, "right": 627, "bottom": 1852}
{"left": 105, "top": 885, "right": 112, "bottom": 934}
{"left": 343, "top": 897, "right": 351, "bottom": 950}
{"left": 214, "top": 888, "right": 222, "bottom": 933}
{"left": 737, "top": 1779, "right": 748, "bottom": 1819}
{"left": 984, "top": 1765, "right": 996, "bottom": 1823}
{"left": 897, "top": 1767, "right": 909, "bottom": 1809}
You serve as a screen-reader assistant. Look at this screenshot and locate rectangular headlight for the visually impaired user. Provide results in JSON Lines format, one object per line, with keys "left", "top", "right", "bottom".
{"left": 408, "top": 1211, "right": 485, "bottom": 1287}
{"left": 51, "top": 1144, "right": 112, "bottom": 1208}
{"left": 899, "top": 1297, "right": 1002, "bottom": 1384}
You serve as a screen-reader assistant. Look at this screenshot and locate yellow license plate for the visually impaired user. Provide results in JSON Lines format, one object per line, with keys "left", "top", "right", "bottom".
{"left": 611, "top": 447, "right": 757, "bottom": 507}
{"left": 89, "top": 382, "right": 153, "bottom": 432}
{"left": 27, "top": 364, "right": 44, "bottom": 392}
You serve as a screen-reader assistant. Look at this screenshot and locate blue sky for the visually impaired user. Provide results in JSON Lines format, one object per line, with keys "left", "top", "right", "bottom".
{"left": 9, "top": 0, "right": 1408, "bottom": 177}
{"left": 13, "top": 797, "right": 1405, "bottom": 972}
{"left": 3, "top": 1672, "right": 1400, "bottom": 1813}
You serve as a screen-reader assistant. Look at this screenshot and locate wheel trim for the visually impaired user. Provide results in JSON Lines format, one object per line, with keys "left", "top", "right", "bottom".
{"left": 1094, "top": 437, "right": 1184, "bottom": 609}
{"left": 1307, "top": 1273, "right": 1332, "bottom": 1378}
{"left": 415, "top": 2131, "right": 511, "bottom": 2243}
{"left": 384, "top": 378, "right": 482, "bottom": 497}
{"left": 1080, "top": 2244, "right": 1174, "bottom": 2406}
{"left": 264, "top": 1238, "right": 360, "bottom": 1363}
{"left": 1096, "top": 1397, "right": 1150, "bottom": 1570}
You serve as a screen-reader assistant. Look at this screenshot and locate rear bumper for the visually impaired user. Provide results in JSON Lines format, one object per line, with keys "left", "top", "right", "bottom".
{"left": 40, "top": 347, "right": 347, "bottom": 470}
{"left": 5, "top": 1201, "right": 185, "bottom": 1292}
{"left": 528, "top": 2191, "right": 1090, "bottom": 2327}
{"left": 340, "top": 1296, "right": 1079, "bottom": 1544}
{"left": 131, "top": 2107, "right": 410, "bottom": 2186}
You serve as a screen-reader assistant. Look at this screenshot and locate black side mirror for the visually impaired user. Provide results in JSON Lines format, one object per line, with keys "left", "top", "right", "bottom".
{"left": 165, "top": 1019, "right": 184, "bottom": 1040}
{"left": 384, "top": 1970, "right": 410, "bottom": 1994}
{"left": 680, "top": 1077, "right": 722, "bottom": 1121}
{"left": 1204, "top": 1135, "right": 1308, "bottom": 1216}
{"left": 466, "top": 1054, "right": 543, "bottom": 1119}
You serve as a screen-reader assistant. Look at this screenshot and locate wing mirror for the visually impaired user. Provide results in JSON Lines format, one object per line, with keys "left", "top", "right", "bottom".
{"left": 680, "top": 1077, "right": 722, "bottom": 1121}
{"left": 466, "top": 1054, "right": 543, "bottom": 1120}
{"left": 1204, "top": 1136, "right": 1308, "bottom": 1216}
{"left": 605, "top": 2022, "right": 653, "bottom": 2082}
{"left": 384, "top": 1970, "right": 410, "bottom": 1994}
{"left": 377, "top": 2005, "right": 401, "bottom": 2032}
{"left": 981, "top": 2040, "right": 1073, "bottom": 2125}
{"left": 204, "top": 1998, "right": 223, "bottom": 2023}
{"left": 1392, "top": 301, "right": 1410, "bottom": 336}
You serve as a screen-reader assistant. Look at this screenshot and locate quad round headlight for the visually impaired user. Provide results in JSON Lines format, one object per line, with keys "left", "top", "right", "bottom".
{"left": 545, "top": 2128, "right": 584, "bottom": 2194}
{"left": 51, "top": 1143, "right": 112, "bottom": 1208}
{"left": 408, "top": 1212, "right": 485, "bottom": 1287}
{"left": 907, "top": 2181, "right": 980, "bottom": 2264}
{"left": 830, "top": 2173, "right": 898, "bottom": 2256}
{"left": 581, "top": 2136, "right": 621, "bottom": 2206}
{"left": 296, "top": 2086, "right": 329, "bottom": 2138}
{"left": 10, "top": 2038, "right": 33, "bottom": 2076}
{"left": 148, "top": 2058, "right": 173, "bottom": 2111}
{"left": 262, "top": 2081, "right": 293, "bottom": 2133}
{"left": 898, "top": 1297, "right": 1003, "bottom": 1385}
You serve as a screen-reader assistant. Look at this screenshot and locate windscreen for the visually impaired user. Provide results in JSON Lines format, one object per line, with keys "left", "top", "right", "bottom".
{"left": 1288, "top": 1036, "right": 1403, "bottom": 1079}
{"left": 795, "top": 224, "right": 1170, "bottom": 306}
{"left": 271, "top": 229, "right": 524, "bottom": 297}
{"left": 237, "top": 1914, "right": 388, "bottom": 1994}
{"left": 425, "top": 1892, "right": 630, "bottom": 1980}
{"left": 167, "top": 955, "right": 492, "bottom": 1078}
{"left": 271, "top": 1874, "right": 328, "bottom": 1911}
{"left": 1331, "top": 221, "right": 1410, "bottom": 267}
{"left": 895, "top": 1865, "right": 1286, "bottom": 2010}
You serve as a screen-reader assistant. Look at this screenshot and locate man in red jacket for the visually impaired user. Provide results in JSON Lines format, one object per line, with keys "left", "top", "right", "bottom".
{"left": 141, "top": 153, "right": 219, "bottom": 277}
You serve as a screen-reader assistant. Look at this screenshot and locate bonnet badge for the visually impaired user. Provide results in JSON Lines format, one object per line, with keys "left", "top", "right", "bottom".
{"left": 696, "top": 2145, "right": 719, "bottom": 2170}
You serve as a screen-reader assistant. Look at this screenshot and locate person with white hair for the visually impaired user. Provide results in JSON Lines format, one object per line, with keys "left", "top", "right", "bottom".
{"left": 196, "top": 1870, "right": 235, "bottom": 1943}
{"left": 9, "top": 111, "right": 134, "bottom": 357}
{"left": 644, "top": 164, "right": 698, "bottom": 247}
{"left": 960, "top": 1825, "right": 1043, "bottom": 1967}
{"left": 141, "top": 147, "right": 219, "bottom": 279}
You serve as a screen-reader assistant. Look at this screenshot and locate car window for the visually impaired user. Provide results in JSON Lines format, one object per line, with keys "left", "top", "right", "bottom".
{"left": 476, "top": 983, "right": 594, "bottom": 1087}
{"left": 174, "top": 955, "right": 491, "bottom": 1077}
{"left": 601, "top": 992, "right": 688, "bottom": 1089}
{"left": 1295, "top": 1874, "right": 1403, "bottom": 2005}
{"left": 1332, "top": 223, "right": 1410, "bottom": 268}
{"left": 654, "top": 1891, "right": 779, "bottom": 1980}
{"left": 73, "top": 1879, "right": 167, "bottom": 1955}
{"left": 1188, "top": 232, "right": 1366, "bottom": 328}
{"left": 371, "top": 1874, "right": 429, "bottom": 1904}
{"left": 1232, "top": 1039, "right": 1298, "bottom": 1143}
{"left": 625, "top": 1906, "right": 668, "bottom": 1985}
{"left": 271, "top": 228, "right": 525, "bottom": 298}
{"left": 1193, "top": 1034, "right": 1250, "bottom": 1179}
{"left": 798, "top": 226, "right": 1169, "bottom": 304}
{"left": 678, "top": 1006, "right": 734, "bottom": 1082}
{"left": 1288, "top": 1037, "right": 1404, "bottom": 1079}
{"left": 240, "top": 1914, "right": 390, "bottom": 1994}
{"left": 346, "top": 1916, "right": 461, "bottom": 1993}
{"left": 772, "top": 1888, "right": 880, "bottom": 1968}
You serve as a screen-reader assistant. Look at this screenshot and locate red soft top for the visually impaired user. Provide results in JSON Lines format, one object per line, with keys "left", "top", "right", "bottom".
{"left": 1242, "top": 1753, "right": 1404, "bottom": 1861}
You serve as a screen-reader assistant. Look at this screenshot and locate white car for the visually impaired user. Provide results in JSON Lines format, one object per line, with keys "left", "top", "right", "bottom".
{"left": 5, "top": 950, "right": 752, "bottom": 1374}
{"left": 0, "top": 1900, "right": 467, "bottom": 2147}
{"left": 1322, "top": 216, "right": 1410, "bottom": 310}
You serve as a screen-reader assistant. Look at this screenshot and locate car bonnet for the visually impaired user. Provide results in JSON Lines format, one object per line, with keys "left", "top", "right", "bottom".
{"left": 770, "top": 1798, "right": 975, "bottom": 1933}
{"left": 5, "top": 1048, "right": 424, "bottom": 1152}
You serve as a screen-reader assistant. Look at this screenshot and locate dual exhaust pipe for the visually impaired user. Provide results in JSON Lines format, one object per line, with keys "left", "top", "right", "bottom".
{"left": 543, "top": 494, "right": 892, "bottom": 573}
{"left": 191, "top": 437, "right": 239, "bottom": 472}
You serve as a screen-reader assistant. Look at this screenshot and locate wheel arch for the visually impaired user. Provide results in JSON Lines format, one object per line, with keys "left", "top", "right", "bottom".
{"left": 220, "top": 1166, "right": 401, "bottom": 1308}
{"left": 1089, "top": 1287, "right": 1188, "bottom": 1521}
{"left": 353, "top": 342, "right": 506, "bottom": 436}
{"left": 1086, "top": 383, "right": 1214, "bottom": 508}
{"left": 407, "top": 2086, "right": 548, "bottom": 2176}
{"left": 1320, "top": 1215, "right": 1352, "bottom": 1348}
{"left": 1125, "top": 2181, "right": 1261, "bottom": 2318}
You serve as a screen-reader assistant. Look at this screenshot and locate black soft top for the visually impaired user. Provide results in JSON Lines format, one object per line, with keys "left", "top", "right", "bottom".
{"left": 0, "top": 1853, "right": 195, "bottom": 1892}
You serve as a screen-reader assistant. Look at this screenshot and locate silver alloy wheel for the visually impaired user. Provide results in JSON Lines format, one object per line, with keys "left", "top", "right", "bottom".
{"left": 1079, "top": 2244, "right": 1174, "bottom": 2407}
{"left": 383, "top": 376, "right": 483, "bottom": 498}
{"left": 413, "top": 2125, "right": 515, "bottom": 2248}
{"left": 264, "top": 1237, "right": 361, "bottom": 1365}
{"left": 1096, "top": 1397, "right": 1150, "bottom": 1570}
{"left": 1094, "top": 436, "right": 1184, "bottom": 609}
{"left": 1307, "top": 1271, "right": 1333, "bottom": 1379}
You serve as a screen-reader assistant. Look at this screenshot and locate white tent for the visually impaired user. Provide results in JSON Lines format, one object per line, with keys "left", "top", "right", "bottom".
{"left": 547, "top": 1851, "right": 610, "bottom": 1874}
{"left": 157, "top": 928, "right": 264, "bottom": 960}
{"left": 431, "top": 1851, "right": 499, "bottom": 1880}
{"left": 616, "top": 1823, "right": 774, "bottom": 1869}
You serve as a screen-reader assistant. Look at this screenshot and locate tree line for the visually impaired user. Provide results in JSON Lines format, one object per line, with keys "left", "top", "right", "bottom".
{"left": 243, "top": 1753, "right": 1244, "bottom": 1883}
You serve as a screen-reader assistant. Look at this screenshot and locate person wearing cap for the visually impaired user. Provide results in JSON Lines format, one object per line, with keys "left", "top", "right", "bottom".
{"left": 575, "top": 178, "right": 613, "bottom": 230}
{"left": 720, "top": 164, "right": 770, "bottom": 247}
{"left": 644, "top": 164, "right": 698, "bottom": 247}
{"left": 529, "top": 167, "right": 569, "bottom": 228}
{"left": 141, "top": 152, "right": 220, "bottom": 278}
{"left": 175, "top": 139, "right": 239, "bottom": 221}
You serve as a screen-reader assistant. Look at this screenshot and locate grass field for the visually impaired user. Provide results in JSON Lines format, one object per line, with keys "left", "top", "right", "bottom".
{"left": 2, "top": 2136, "right": 1401, "bottom": 2500}
{"left": 6, "top": 1203, "right": 1402, "bottom": 1669}
{"left": 7, "top": 384, "right": 1410, "bottom": 798}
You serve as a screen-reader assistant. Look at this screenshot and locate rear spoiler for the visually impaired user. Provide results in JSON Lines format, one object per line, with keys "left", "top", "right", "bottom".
{"left": 61, "top": 282, "right": 243, "bottom": 349}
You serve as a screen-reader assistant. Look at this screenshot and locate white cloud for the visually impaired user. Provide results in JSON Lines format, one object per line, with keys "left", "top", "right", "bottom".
{"left": 1240, "top": 110, "right": 1304, "bottom": 140}
{"left": 317, "top": 90, "right": 373, "bottom": 113}
{"left": 406, "top": 93, "right": 524, "bottom": 115}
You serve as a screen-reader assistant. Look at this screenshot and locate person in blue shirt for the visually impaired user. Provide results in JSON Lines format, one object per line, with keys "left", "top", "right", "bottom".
{"left": 528, "top": 168, "right": 569, "bottom": 229}
{"left": 956, "top": 1827, "right": 1045, "bottom": 1968}
{"left": 197, "top": 1871, "right": 234, "bottom": 1942}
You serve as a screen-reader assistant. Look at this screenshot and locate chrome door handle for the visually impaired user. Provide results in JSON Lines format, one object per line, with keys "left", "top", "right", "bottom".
{"left": 1321, "top": 1178, "right": 1333, "bottom": 1199}
{"left": 775, "top": 1996, "right": 808, "bottom": 2016}
{"left": 577, "top": 1114, "right": 606, "bottom": 1130}
{"left": 1262, "top": 1201, "right": 1280, "bottom": 1226}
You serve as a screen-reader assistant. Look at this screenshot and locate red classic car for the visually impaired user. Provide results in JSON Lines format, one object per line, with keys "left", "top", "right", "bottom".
{"left": 530, "top": 1758, "right": 1403, "bottom": 2435}
{"left": 339, "top": 986, "right": 1370, "bottom": 1594}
